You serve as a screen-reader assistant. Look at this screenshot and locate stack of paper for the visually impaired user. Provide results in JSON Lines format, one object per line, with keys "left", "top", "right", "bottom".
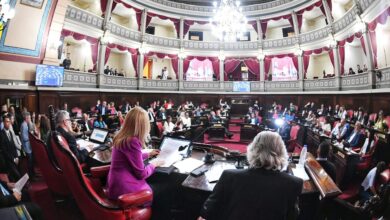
{"left": 205, "top": 162, "right": 236, "bottom": 183}
{"left": 173, "top": 158, "right": 204, "bottom": 173}
{"left": 292, "top": 167, "right": 310, "bottom": 181}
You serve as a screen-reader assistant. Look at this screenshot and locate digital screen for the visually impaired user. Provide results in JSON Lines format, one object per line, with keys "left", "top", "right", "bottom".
{"left": 90, "top": 128, "right": 108, "bottom": 143}
{"left": 35, "top": 65, "right": 64, "bottom": 87}
{"left": 186, "top": 59, "right": 214, "bottom": 81}
{"left": 271, "top": 57, "right": 297, "bottom": 81}
{"left": 233, "top": 81, "right": 250, "bottom": 92}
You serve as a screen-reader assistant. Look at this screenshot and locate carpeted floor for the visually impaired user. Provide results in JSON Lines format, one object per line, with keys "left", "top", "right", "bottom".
{"left": 203, "top": 124, "right": 250, "bottom": 153}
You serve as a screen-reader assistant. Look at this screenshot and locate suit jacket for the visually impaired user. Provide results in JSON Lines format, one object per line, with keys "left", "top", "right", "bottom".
{"left": 200, "top": 168, "right": 303, "bottom": 220}
{"left": 0, "top": 181, "right": 18, "bottom": 208}
{"left": 0, "top": 130, "right": 18, "bottom": 163}
{"left": 346, "top": 131, "right": 362, "bottom": 148}
{"left": 96, "top": 105, "right": 109, "bottom": 116}
{"left": 56, "top": 127, "right": 88, "bottom": 163}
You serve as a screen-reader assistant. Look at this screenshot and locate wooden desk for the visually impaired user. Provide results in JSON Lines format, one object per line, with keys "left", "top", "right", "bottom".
{"left": 331, "top": 144, "right": 360, "bottom": 187}
{"left": 240, "top": 124, "right": 259, "bottom": 142}
{"left": 208, "top": 126, "right": 225, "bottom": 141}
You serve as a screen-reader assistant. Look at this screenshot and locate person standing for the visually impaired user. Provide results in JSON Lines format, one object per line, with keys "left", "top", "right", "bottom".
{"left": 161, "top": 67, "right": 168, "bottom": 80}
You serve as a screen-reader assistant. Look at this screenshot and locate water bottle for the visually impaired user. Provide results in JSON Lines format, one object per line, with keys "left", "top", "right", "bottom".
{"left": 299, "top": 145, "right": 307, "bottom": 166}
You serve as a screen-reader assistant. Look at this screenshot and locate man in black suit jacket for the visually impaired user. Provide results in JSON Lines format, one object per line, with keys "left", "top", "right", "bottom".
{"left": 199, "top": 131, "right": 303, "bottom": 220}
{"left": 0, "top": 115, "right": 21, "bottom": 181}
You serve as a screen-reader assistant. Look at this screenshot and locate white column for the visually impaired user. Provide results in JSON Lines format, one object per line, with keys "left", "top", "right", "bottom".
{"left": 219, "top": 58, "right": 225, "bottom": 90}
{"left": 103, "top": 0, "right": 114, "bottom": 30}
{"left": 178, "top": 57, "right": 184, "bottom": 91}
{"left": 333, "top": 45, "right": 341, "bottom": 90}
{"left": 259, "top": 57, "right": 265, "bottom": 91}
{"left": 362, "top": 24, "right": 376, "bottom": 88}
{"left": 180, "top": 18, "right": 184, "bottom": 40}
{"left": 256, "top": 19, "right": 263, "bottom": 41}
{"left": 322, "top": 0, "right": 333, "bottom": 25}
{"left": 97, "top": 40, "right": 107, "bottom": 88}
{"left": 297, "top": 54, "right": 304, "bottom": 90}
{"left": 292, "top": 11, "right": 300, "bottom": 36}
{"left": 137, "top": 53, "right": 144, "bottom": 89}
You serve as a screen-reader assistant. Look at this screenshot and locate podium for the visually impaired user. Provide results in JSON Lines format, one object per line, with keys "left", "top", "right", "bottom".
{"left": 240, "top": 124, "right": 259, "bottom": 142}
{"left": 208, "top": 124, "right": 225, "bottom": 141}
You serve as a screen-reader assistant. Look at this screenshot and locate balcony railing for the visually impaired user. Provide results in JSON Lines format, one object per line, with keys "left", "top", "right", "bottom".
{"left": 183, "top": 40, "right": 221, "bottom": 50}
{"left": 64, "top": 70, "right": 97, "bottom": 88}
{"left": 141, "top": 79, "right": 179, "bottom": 90}
{"left": 333, "top": 6, "right": 358, "bottom": 33}
{"left": 304, "top": 77, "right": 337, "bottom": 91}
{"left": 264, "top": 80, "right": 301, "bottom": 91}
{"left": 100, "top": 75, "right": 138, "bottom": 90}
{"left": 263, "top": 37, "right": 298, "bottom": 49}
{"left": 341, "top": 72, "right": 370, "bottom": 90}
{"left": 223, "top": 41, "right": 259, "bottom": 51}
{"left": 144, "top": 34, "right": 181, "bottom": 49}
{"left": 182, "top": 81, "right": 221, "bottom": 91}
{"left": 66, "top": 5, "right": 103, "bottom": 30}
{"left": 299, "top": 26, "right": 332, "bottom": 44}
{"left": 376, "top": 67, "right": 390, "bottom": 89}
{"left": 107, "top": 22, "right": 142, "bottom": 42}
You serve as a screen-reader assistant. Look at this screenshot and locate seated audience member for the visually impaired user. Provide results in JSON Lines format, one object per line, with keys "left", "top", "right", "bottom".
{"left": 109, "top": 102, "right": 117, "bottom": 115}
{"left": 363, "top": 64, "right": 368, "bottom": 72}
{"left": 0, "top": 115, "right": 21, "bottom": 181}
{"left": 358, "top": 130, "right": 376, "bottom": 155}
{"left": 38, "top": 115, "right": 51, "bottom": 143}
{"left": 104, "top": 66, "right": 110, "bottom": 75}
{"left": 343, "top": 122, "right": 363, "bottom": 148}
{"left": 320, "top": 116, "right": 332, "bottom": 136}
{"left": 55, "top": 110, "right": 104, "bottom": 168}
{"left": 326, "top": 105, "right": 333, "bottom": 116}
{"left": 374, "top": 110, "right": 387, "bottom": 132}
{"left": 316, "top": 141, "right": 337, "bottom": 182}
{"left": 348, "top": 67, "right": 356, "bottom": 75}
{"left": 20, "top": 112, "right": 34, "bottom": 178}
{"left": 78, "top": 113, "right": 92, "bottom": 132}
{"left": 158, "top": 108, "right": 167, "bottom": 121}
{"left": 174, "top": 120, "right": 184, "bottom": 132}
{"left": 331, "top": 119, "right": 350, "bottom": 140}
{"left": 357, "top": 65, "right": 364, "bottom": 74}
{"left": 317, "top": 104, "right": 326, "bottom": 116}
{"left": 284, "top": 111, "right": 295, "bottom": 122}
{"left": 121, "top": 101, "right": 131, "bottom": 113}
{"left": 181, "top": 112, "right": 191, "bottom": 128}
{"left": 107, "top": 107, "right": 172, "bottom": 219}
{"left": 163, "top": 116, "right": 175, "bottom": 135}
{"left": 97, "top": 101, "right": 108, "bottom": 116}
{"left": 338, "top": 106, "right": 347, "bottom": 119}
{"left": 71, "top": 119, "right": 81, "bottom": 134}
{"left": 356, "top": 109, "right": 369, "bottom": 126}
{"left": 199, "top": 131, "right": 303, "bottom": 220}
{"left": 210, "top": 111, "right": 221, "bottom": 124}
{"left": 358, "top": 161, "right": 387, "bottom": 205}
{"left": 248, "top": 113, "right": 260, "bottom": 126}
{"left": 0, "top": 180, "right": 43, "bottom": 220}
{"left": 93, "top": 115, "right": 107, "bottom": 129}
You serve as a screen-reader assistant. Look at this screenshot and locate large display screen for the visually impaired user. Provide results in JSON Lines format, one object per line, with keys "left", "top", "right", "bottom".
{"left": 186, "top": 59, "right": 214, "bottom": 81}
{"left": 35, "top": 65, "right": 64, "bottom": 87}
{"left": 233, "top": 81, "right": 250, "bottom": 92}
{"left": 271, "top": 57, "right": 297, "bottom": 81}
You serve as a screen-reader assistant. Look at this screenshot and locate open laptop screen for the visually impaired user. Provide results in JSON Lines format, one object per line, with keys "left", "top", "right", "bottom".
{"left": 90, "top": 128, "right": 109, "bottom": 143}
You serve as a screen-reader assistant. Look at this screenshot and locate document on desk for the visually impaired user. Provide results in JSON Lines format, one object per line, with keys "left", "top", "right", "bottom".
{"left": 292, "top": 167, "right": 310, "bottom": 181}
{"left": 205, "top": 162, "right": 236, "bottom": 183}
{"left": 76, "top": 139, "right": 99, "bottom": 152}
{"left": 173, "top": 158, "right": 204, "bottom": 173}
{"left": 13, "top": 174, "right": 29, "bottom": 194}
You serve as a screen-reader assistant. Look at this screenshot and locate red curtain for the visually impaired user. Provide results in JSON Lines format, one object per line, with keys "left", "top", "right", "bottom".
{"left": 264, "top": 57, "right": 272, "bottom": 80}
{"left": 260, "top": 20, "right": 268, "bottom": 39}
{"left": 100, "top": 0, "right": 117, "bottom": 16}
{"left": 367, "top": 7, "right": 390, "bottom": 68}
{"left": 113, "top": 0, "right": 143, "bottom": 31}
{"left": 329, "top": 49, "right": 334, "bottom": 68}
{"left": 131, "top": 51, "right": 138, "bottom": 77}
{"left": 360, "top": 36, "right": 367, "bottom": 56}
{"left": 339, "top": 40, "right": 346, "bottom": 75}
{"left": 292, "top": 56, "right": 299, "bottom": 75}
{"left": 224, "top": 59, "right": 242, "bottom": 81}
{"left": 183, "top": 59, "right": 190, "bottom": 80}
{"left": 303, "top": 55, "right": 310, "bottom": 79}
{"left": 248, "top": 21, "right": 258, "bottom": 33}
{"left": 183, "top": 20, "right": 209, "bottom": 37}
{"left": 171, "top": 58, "right": 179, "bottom": 79}
{"left": 243, "top": 59, "right": 260, "bottom": 80}
{"left": 211, "top": 58, "right": 220, "bottom": 81}
{"left": 296, "top": 1, "right": 325, "bottom": 32}
{"left": 104, "top": 47, "right": 111, "bottom": 65}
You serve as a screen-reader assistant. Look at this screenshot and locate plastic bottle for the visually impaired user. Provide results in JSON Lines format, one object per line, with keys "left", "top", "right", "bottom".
{"left": 299, "top": 145, "right": 307, "bottom": 165}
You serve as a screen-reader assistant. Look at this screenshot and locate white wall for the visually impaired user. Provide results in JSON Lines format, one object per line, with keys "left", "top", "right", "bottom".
{"left": 70, "top": 0, "right": 101, "bottom": 16}
{"left": 265, "top": 26, "right": 286, "bottom": 39}
{"left": 150, "top": 58, "right": 176, "bottom": 79}
{"left": 106, "top": 52, "right": 136, "bottom": 77}
{"left": 344, "top": 43, "right": 367, "bottom": 74}
{"left": 111, "top": 14, "right": 138, "bottom": 30}
{"left": 63, "top": 39, "right": 94, "bottom": 71}
{"left": 152, "top": 21, "right": 177, "bottom": 38}
{"left": 306, "top": 53, "right": 333, "bottom": 79}
{"left": 301, "top": 16, "right": 327, "bottom": 33}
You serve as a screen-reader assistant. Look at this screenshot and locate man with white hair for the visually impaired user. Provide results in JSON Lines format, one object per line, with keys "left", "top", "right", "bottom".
{"left": 199, "top": 131, "right": 303, "bottom": 220}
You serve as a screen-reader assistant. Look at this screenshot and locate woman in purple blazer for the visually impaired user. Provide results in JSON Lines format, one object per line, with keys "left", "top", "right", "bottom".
{"left": 107, "top": 107, "right": 163, "bottom": 211}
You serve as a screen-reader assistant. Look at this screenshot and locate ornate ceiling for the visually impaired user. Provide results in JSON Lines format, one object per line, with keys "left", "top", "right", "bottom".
{"left": 166, "top": 0, "right": 276, "bottom": 6}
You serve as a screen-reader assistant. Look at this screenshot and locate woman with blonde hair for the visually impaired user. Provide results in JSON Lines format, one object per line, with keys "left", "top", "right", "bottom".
{"left": 199, "top": 131, "right": 303, "bottom": 220}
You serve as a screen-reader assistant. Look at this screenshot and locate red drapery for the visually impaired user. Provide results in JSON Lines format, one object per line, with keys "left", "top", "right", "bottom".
{"left": 100, "top": 0, "right": 118, "bottom": 16}
{"left": 146, "top": 13, "right": 180, "bottom": 38}
{"left": 243, "top": 58, "right": 260, "bottom": 80}
{"left": 368, "top": 7, "right": 390, "bottom": 68}
{"left": 303, "top": 47, "right": 331, "bottom": 77}
{"left": 329, "top": 49, "right": 334, "bottom": 68}
{"left": 105, "top": 43, "right": 138, "bottom": 76}
{"left": 224, "top": 59, "right": 242, "bottom": 81}
{"left": 183, "top": 56, "right": 219, "bottom": 80}
{"left": 104, "top": 47, "right": 111, "bottom": 65}
{"left": 296, "top": 1, "right": 326, "bottom": 32}
{"left": 61, "top": 29, "right": 99, "bottom": 71}
{"left": 183, "top": 20, "right": 209, "bottom": 37}
{"left": 338, "top": 32, "right": 366, "bottom": 74}
{"left": 171, "top": 58, "right": 179, "bottom": 80}
{"left": 264, "top": 54, "right": 297, "bottom": 80}
{"left": 261, "top": 15, "right": 292, "bottom": 39}
{"left": 248, "top": 21, "right": 258, "bottom": 34}
{"left": 113, "top": 0, "right": 142, "bottom": 31}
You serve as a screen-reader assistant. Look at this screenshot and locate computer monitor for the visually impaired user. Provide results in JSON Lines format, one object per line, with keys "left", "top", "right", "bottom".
{"left": 90, "top": 128, "right": 109, "bottom": 144}
{"left": 35, "top": 64, "right": 64, "bottom": 87}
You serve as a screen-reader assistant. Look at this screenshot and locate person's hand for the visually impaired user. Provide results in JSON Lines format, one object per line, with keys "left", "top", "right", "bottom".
{"left": 197, "top": 217, "right": 206, "bottom": 220}
{"left": 7, "top": 182, "right": 15, "bottom": 189}
{"left": 149, "top": 149, "right": 160, "bottom": 158}
{"left": 150, "top": 160, "right": 164, "bottom": 167}
{"left": 13, "top": 192, "right": 22, "bottom": 201}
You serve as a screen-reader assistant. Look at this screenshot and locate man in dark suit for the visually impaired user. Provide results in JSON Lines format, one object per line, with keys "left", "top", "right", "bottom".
{"left": 199, "top": 131, "right": 302, "bottom": 220}
{"left": 158, "top": 108, "right": 167, "bottom": 121}
{"left": 121, "top": 102, "right": 131, "bottom": 114}
{"left": 77, "top": 113, "right": 92, "bottom": 133}
{"left": 96, "top": 101, "right": 109, "bottom": 116}
{"left": 316, "top": 141, "right": 336, "bottom": 182}
{"left": 62, "top": 53, "right": 71, "bottom": 70}
{"left": 0, "top": 115, "right": 21, "bottom": 181}
{"left": 344, "top": 122, "right": 363, "bottom": 148}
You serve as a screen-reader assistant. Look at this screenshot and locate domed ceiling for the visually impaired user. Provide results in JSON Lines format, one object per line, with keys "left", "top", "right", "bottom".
{"left": 167, "top": 0, "right": 276, "bottom": 6}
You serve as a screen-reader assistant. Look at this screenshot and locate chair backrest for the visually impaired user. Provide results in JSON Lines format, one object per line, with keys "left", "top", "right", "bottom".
{"left": 156, "top": 122, "right": 164, "bottom": 137}
{"left": 385, "top": 116, "right": 390, "bottom": 128}
{"left": 369, "top": 113, "right": 377, "bottom": 122}
{"left": 29, "top": 132, "right": 70, "bottom": 196}
{"left": 290, "top": 125, "right": 300, "bottom": 140}
{"left": 50, "top": 132, "right": 125, "bottom": 220}
{"left": 347, "top": 110, "right": 354, "bottom": 119}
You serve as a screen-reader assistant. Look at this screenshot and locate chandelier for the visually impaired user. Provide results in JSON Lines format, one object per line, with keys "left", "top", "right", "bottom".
{"left": 210, "top": 0, "right": 248, "bottom": 42}
{"left": 0, "top": 0, "right": 15, "bottom": 31}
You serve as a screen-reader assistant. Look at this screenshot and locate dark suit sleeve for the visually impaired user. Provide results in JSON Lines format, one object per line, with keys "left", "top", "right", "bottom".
{"left": 60, "top": 129, "right": 87, "bottom": 163}
{"left": 200, "top": 171, "right": 230, "bottom": 219}
{"left": 0, "top": 182, "right": 18, "bottom": 207}
{"left": 286, "top": 178, "right": 303, "bottom": 220}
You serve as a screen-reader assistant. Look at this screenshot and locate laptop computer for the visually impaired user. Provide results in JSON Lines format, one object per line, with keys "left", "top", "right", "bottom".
{"left": 76, "top": 128, "right": 109, "bottom": 152}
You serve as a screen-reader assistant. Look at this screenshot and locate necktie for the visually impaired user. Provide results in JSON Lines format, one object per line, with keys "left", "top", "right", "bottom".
{"left": 0, "top": 183, "right": 10, "bottom": 196}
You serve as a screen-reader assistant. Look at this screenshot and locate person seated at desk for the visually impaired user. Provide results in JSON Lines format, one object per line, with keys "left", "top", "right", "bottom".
{"left": 158, "top": 108, "right": 167, "bottom": 121}
{"left": 317, "top": 104, "right": 326, "bottom": 116}
{"left": 247, "top": 113, "right": 260, "bottom": 126}
{"left": 305, "top": 111, "right": 317, "bottom": 125}
{"left": 198, "top": 131, "right": 303, "bottom": 220}
{"left": 357, "top": 130, "right": 376, "bottom": 156}
{"left": 163, "top": 116, "right": 175, "bottom": 135}
{"left": 343, "top": 122, "right": 363, "bottom": 148}
{"left": 107, "top": 107, "right": 169, "bottom": 219}
{"left": 356, "top": 109, "right": 369, "bottom": 126}
{"left": 319, "top": 116, "right": 332, "bottom": 136}
{"left": 210, "top": 111, "right": 222, "bottom": 124}
{"left": 357, "top": 161, "right": 387, "bottom": 206}
{"left": 373, "top": 110, "right": 387, "bottom": 132}
{"left": 0, "top": 180, "right": 43, "bottom": 220}
{"left": 78, "top": 113, "right": 92, "bottom": 133}
{"left": 93, "top": 115, "right": 107, "bottom": 129}
{"left": 338, "top": 106, "right": 347, "bottom": 119}
{"left": 316, "top": 141, "right": 337, "bottom": 182}
{"left": 284, "top": 110, "right": 295, "bottom": 122}
{"left": 55, "top": 111, "right": 105, "bottom": 169}
{"left": 331, "top": 119, "right": 350, "bottom": 140}
{"left": 181, "top": 112, "right": 191, "bottom": 128}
